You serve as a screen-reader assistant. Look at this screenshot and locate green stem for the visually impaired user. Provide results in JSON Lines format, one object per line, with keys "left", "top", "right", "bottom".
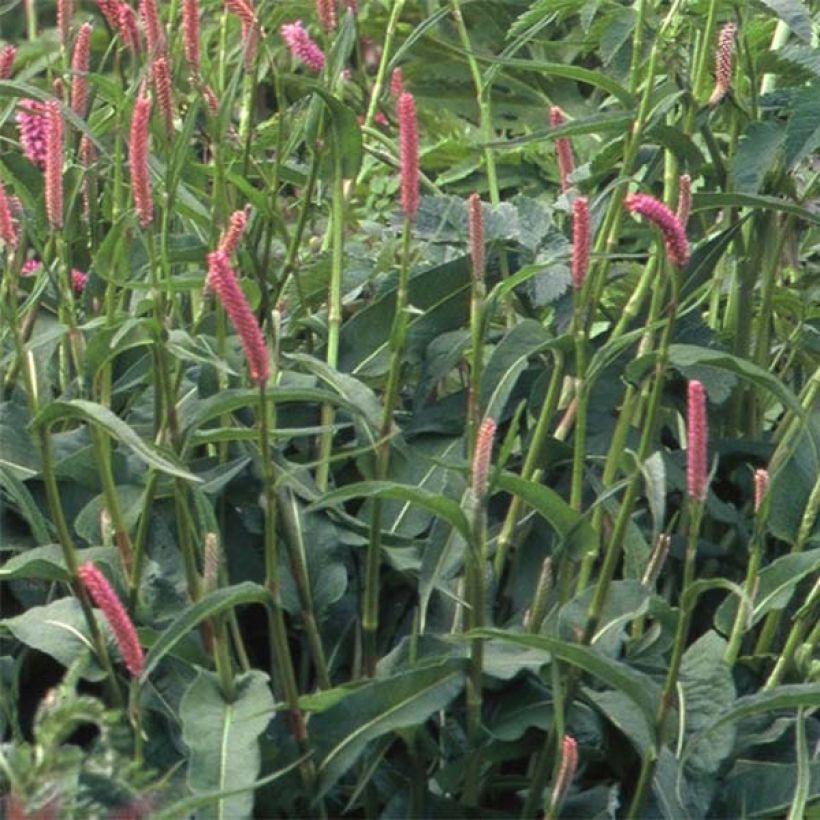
{"left": 363, "top": 221, "right": 413, "bottom": 676}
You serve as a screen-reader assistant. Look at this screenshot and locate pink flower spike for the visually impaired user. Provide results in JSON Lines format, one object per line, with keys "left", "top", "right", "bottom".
{"left": 58, "top": 0, "right": 75, "bottom": 46}
{"left": 117, "top": 2, "right": 142, "bottom": 54}
{"left": 686, "top": 380, "right": 708, "bottom": 502}
{"left": 207, "top": 251, "right": 270, "bottom": 386}
{"left": 71, "top": 23, "right": 93, "bottom": 118}
{"left": 390, "top": 67, "right": 404, "bottom": 98}
{"left": 219, "top": 208, "right": 248, "bottom": 256}
{"left": 0, "top": 45, "right": 17, "bottom": 79}
{"left": 472, "top": 416, "right": 497, "bottom": 499}
{"left": 754, "top": 468, "right": 769, "bottom": 514}
{"left": 71, "top": 268, "right": 88, "bottom": 294}
{"left": 550, "top": 735, "right": 579, "bottom": 814}
{"left": 708, "top": 22, "right": 736, "bottom": 107}
{"left": 182, "top": 0, "right": 201, "bottom": 71}
{"left": 152, "top": 55, "right": 174, "bottom": 137}
{"left": 17, "top": 100, "right": 48, "bottom": 169}
{"left": 225, "top": 0, "right": 257, "bottom": 30}
{"left": 45, "top": 101, "right": 64, "bottom": 229}
{"left": 398, "top": 92, "right": 419, "bottom": 220}
{"left": 280, "top": 20, "right": 325, "bottom": 73}
{"left": 676, "top": 173, "right": 692, "bottom": 229}
{"left": 624, "top": 192, "right": 690, "bottom": 268}
{"left": 468, "top": 192, "right": 485, "bottom": 281}
{"left": 316, "top": 0, "right": 336, "bottom": 32}
{"left": 0, "top": 178, "right": 18, "bottom": 249}
{"left": 22, "top": 259, "right": 42, "bottom": 277}
{"left": 373, "top": 111, "right": 388, "bottom": 127}
{"left": 77, "top": 562, "right": 144, "bottom": 678}
{"left": 571, "top": 196, "right": 590, "bottom": 290}
{"left": 550, "top": 106, "right": 575, "bottom": 192}
{"left": 130, "top": 88, "right": 153, "bottom": 227}
{"left": 96, "top": 0, "right": 120, "bottom": 30}
{"left": 139, "top": 0, "right": 165, "bottom": 55}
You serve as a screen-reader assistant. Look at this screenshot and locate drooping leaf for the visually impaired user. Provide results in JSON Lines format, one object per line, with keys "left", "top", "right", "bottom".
{"left": 180, "top": 669, "right": 275, "bottom": 820}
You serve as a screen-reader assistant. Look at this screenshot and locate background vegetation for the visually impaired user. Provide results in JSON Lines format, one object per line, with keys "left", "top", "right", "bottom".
{"left": 0, "top": 0, "right": 819, "bottom": 817}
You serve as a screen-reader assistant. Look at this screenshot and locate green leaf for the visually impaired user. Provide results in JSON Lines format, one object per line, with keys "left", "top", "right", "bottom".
{"left": 714, "top": 548, "right": 820, "bottom": 634}
{"left": 471, "top": 629, "right": 659, "bottom": 728}
{"left": 310, "top": 88, "right": 363, "bottom": 180}
{"left": 785, "top": 85, "right": 820, "bottom": 168}
{"left": 1, "top": 598, "right": 107, "bottom": 681}
{"left": 141, "top": 583, "right": 270, "bottom": 680}
{"left": 758, "top": 0, "right": 813, "bottom": 43}
{"left": 682, "top": 684, "right": 820, "bottom": 769}
{"left": 307, "top": 481, "right": 472, "bottom": 543}
{"left": 33, "top": 400, "right": 200, "bottom": 483}
{"left": 692, "top": 191, "right": 820, "bottom": 226}
{"left": 493, "top": 472, "right": 598, "bottom": 558}
{"left": 480, "top": 320, "right": 553, "bottom": 421}
{"left": 585, "top": 688, "right": 653, "bottom": 759}
{"left": 0, "top": 545, "right": 117, "bottom": 582}
{"left": 180, "top": 669, "right": 274, "bottom": 820}
{"left": 0, "top": 466, "right": 51, "bottom": 544}
{"left": 310, "top": 660, "right": 466, "bottom": 797}
{"left": 492, "top": 111, "right": 635, "bottom": 149}
{"left": 733, "top": 121, "right": 784, "bottom": 193}
{"left": 720, "top": 760, "right": 820, "bottom": 818}
{"left": 679, "top": 631, "right": 736, "bottom": 775}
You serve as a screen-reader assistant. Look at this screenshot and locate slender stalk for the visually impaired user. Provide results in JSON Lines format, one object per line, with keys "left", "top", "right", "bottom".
{"left": 363, "top": 221, "right": 413, "bottom": 676}
{"left": 724, "top": 525, "right": 764, "bottom": 666}
{"left": 628, "top": 501, "right": 704, "bottom": 818}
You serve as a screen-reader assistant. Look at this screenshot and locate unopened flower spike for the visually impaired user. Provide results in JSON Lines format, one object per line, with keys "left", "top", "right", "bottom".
{"left": 550, "top": 106, "right": 575, "bottom": 193}
{"left": 130, "top": 87, "right": 153, "bottom": 227}
{"left": 624, "top": 192, "right": 690, "bottom": 268}
{"left": 571, "top": 196, "right": 590, "bottom": 290}
{"left": 472, "top": 416, "right": 497, "bottom": 499}
{"left": 686, "top": 380, "right": 708, "bottom": 502}
{"left": 398, "top": 92, "right": 419, "bottom": 220}
{"left": 468, "top": 193, "right": 485, "bottom": 281}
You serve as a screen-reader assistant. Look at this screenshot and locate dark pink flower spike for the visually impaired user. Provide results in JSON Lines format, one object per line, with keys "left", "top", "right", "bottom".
{"left": 390, "top": 67, "right": 404, "bottom": 98}
{"left": 686, "top": 380, "right": 708, "bottom": 502}
{"left": 550, "top": 735, "right": 579, "bottom": 813}
{"left": 0, "top": 178, "right": 18, "bottom": 249}
{"left": 316, "top": 0, "right": 336, "bottom": 32}
{"left": 207, "top": 251, "right": 270, "bottom": 386}
{"left": 152, "top": 55, "right": 174, "bottom": 136}
{"left": 129, "top": 88, "right": 153, "bottom": 227}
{"left": 397, "top": 92, "right": 419, "bottom": 220}
{"left": 139, "top": 0, "right": 165, "bottom": 55}
{"left": 225, "top": 0, "right": 257, "bottom": 29}
{"left": 550, "top": 106, "right": 575, "bottom": 193}
{"left": 219, "top": 208, "right": 248, "bottom": 256}
{"left": 78, "top": 562, "right": 144, "bottom": 677}
{"left": 71, "top": 268, "right": 88, "bottom": 293}
{"left": 468, "top": 192, "right": 485, "bottom": 281}
{"left": 676, "top": 174, "right": 692, "bottom": 229}
{"left": 117, "top": 2, "right": 142, "bottom": 54}
{"left": 624, "top": 192, "right": 690, "bottom": 268}
{"left": 58, "top": 0, "right": 75, "bottom": 46}
{"left": 0, "top": 45, "right": 17, "bottom": 79}
{"left": 182, "top": 0, "right": 201, "bottom": 71}
{"left": 708, "top": 22, "right": 737, "bottom": 107}
{"left": 96, "top": 0, "right": 120, "bottom": 29}
{"left": 71, "top": 23, "right": 93, "bottom": 118}
{"left": 280, "top": 20, "right": 325, "bottom": 73}
{"left": 571, "top": 196, "right": 590, "bottom": 290}
{"left": 472, "top": 416, "right": 497, "bottom": 499}
{"left": 45, "top": 101, "right": 64, "bottom": 229}
{"left": 17, "top": 100, "right": 48, "bottom": 169}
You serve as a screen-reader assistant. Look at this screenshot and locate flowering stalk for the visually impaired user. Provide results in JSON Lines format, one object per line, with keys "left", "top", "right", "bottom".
{"left": 206, "top": 251, "right": 269, "bottom": 385}
{"left": 0, "top": 178, "right": 18, "bottom": 249}
{"left": 362, "top": 93, "right": 419, "bottom": 676}
{"left": 390, "top": 67, "right": 404, "bottom": 98}
{"left": 139, "top": 0, "right": 165, "bottom": 55}
{"left": 78, "top": 562, "right": 144, "bottom": 677}
{"left": 152, "top": 55, "right": 174, "bottom": 138}
{"left": 624, "top": 192, "right": 690, "bottom": 268}
{"left": 70, "top": 23, "right": 92, "bottom": 118}
{"left": 117, "top": 3, "right": 142, "bottom": 54}
{"left": 546, "top": 736, "right": 578, "bottom": 820}
{"left": 676, "top": 173, "right": 692, "bottom": 229}
{"left": 182, "top": 0, "right": 201, "bottom": 72}
{"left": 130, "top": 88, "right": 153, "bottom": 227}
{"left": 316, "top": 0, "right": 336, "bottom": 32}
{"left": 218, "top": 208, "right": 248, "bottom": 256}
{"left": 45, "top": 101, "right": 64, "bottom": 229}
{"left": 280, "top": 20, "right": 325, "bottom": 73}
{"left": 686, "top": 380, "right": 708, "bottom": 502}
{"left": 550, "top": 106, "right": 575, "bottom": 192}
{"left": 463, "top": 415, "right": 496, "bottom": 806}
{"left": 57, "top": 0, "right": 74, "bottom": 46}
{"left": 467, "top": 192, "right": 485, "bottom": 450}
{"left": 0, "top": 45, "right": 16, "bottom": 79}
{"left": 17, "top": 100, "right": 47, "bottom": 169}
{"left": 707, "top": 22, "right": 736, "bottom": 107}
{"left": 571, "top": 196, "right": 590, "bottom": 290}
